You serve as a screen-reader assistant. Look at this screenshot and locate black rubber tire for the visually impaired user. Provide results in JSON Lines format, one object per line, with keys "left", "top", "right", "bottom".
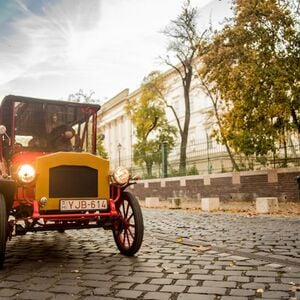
{"left": 113, "top": 191, "right": 144, "bottom": 256}
{"left": 0, "top": 193, "right": 8, "bottom": 269}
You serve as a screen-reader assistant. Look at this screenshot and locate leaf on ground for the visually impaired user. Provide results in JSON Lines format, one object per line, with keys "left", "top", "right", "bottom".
{"left": 229, "top": 261, "right": 236, "bottom": 267}
{"left": 71, "top": 269, "right": 80, "bottom": 273}
{"left": 193, "top": 245, "right": 212, "bottom": 252}
{"left": 162, "top": 264, "right": 170, "bottom": 271}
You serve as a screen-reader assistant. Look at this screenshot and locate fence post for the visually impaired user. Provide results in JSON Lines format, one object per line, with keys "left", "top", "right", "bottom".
{"left": 162, "top": 142, "right": 168, "bottom": 178}
{"left": 206, "top": 132, "right": 211, "bottom": 174}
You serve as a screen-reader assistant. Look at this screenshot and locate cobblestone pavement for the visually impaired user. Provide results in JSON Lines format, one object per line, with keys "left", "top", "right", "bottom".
{"left": 0, "top": 208, "right": 299, "bottom": 299}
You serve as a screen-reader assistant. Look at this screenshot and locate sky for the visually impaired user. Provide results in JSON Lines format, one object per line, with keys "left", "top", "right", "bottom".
{"left": 0, "top": 0, "right": 232, "bottom": 103}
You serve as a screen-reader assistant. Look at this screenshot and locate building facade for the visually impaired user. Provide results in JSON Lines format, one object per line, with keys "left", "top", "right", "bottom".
{"left": 97, "top": 67, "right": 229, "bottom": 176}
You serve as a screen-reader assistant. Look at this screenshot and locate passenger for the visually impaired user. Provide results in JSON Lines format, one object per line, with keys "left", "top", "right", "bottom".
{"left": 28, "top": 136, "right": 47, "bottom": 149}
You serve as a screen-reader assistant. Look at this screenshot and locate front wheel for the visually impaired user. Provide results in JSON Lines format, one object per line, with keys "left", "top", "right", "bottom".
{"left": 0, "top": 193, "right": 8, "bottom": 268}
{"left": 113, "top": 191, "right": 144, "bottom": 256}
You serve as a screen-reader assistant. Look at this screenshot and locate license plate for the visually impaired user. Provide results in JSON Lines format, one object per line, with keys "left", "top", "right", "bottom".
{"left": 60, "top": 199, "right": 108, "bottom": 211}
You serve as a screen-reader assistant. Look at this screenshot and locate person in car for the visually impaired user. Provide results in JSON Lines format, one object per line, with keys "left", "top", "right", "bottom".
{"left": 49, "top": 125, "right": 75, "bottom": 151}
{"left": 28, "top": 136, "right": 47, "bottom": 149}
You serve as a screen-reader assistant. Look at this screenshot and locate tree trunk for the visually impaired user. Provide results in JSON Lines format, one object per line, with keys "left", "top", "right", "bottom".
{"left": 282, "top": 129, "right": 288, "bottom": 168}
{"left": 291, "top": 107, "right": 300, "bottom": 144}
{"left": 179, "top": 68, "right": 192, "bottom": 174}
{"left": 223, "top": 139, "right": 240, "bottom": 171}
{"left": 179, "top": 131, "right": 188, "bottom": 174}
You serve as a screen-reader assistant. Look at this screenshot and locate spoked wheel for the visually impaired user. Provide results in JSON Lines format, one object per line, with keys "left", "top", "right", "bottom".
{"left": 0, "top": 193, "right": 8, "bottom": 268}
{"left": 113, "top": 191, "right": 144, "bottom": 256}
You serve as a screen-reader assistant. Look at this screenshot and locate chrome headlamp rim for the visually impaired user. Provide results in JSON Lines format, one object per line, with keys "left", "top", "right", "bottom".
{"left": 113, "top": 166, "right": 130, "bottom": 185}
{"left": 17, "top": 164, "right": 36, "bottom": 184}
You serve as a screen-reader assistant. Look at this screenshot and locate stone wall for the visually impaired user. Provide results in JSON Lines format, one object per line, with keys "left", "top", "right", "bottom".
{"left": 129, "top": 167, "right": 300, "bottom": 202}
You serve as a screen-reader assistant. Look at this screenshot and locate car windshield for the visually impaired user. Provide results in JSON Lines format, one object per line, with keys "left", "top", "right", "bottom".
{"left": 13, "top": 101, "right": 95, "bottom": 152}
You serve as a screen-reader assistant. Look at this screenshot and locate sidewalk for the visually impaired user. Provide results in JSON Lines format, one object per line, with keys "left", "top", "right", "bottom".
{"left": 141, "top": 199, "right": 300, "bottom": 216}
{"left": 219, "top": 200, "right": 300, "bottom": 216}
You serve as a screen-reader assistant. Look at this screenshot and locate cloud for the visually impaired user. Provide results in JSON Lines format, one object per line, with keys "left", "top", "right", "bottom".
{"left": 0, "top": 0, "right": 229, "bottom": 101}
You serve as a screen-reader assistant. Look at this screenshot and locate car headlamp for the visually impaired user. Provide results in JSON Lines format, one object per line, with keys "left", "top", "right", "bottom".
{"left": 17, "top": 164, "right": 36, "bottom": 184}
{"left": 113, "top": 166, "right": 130, "bottom": 185}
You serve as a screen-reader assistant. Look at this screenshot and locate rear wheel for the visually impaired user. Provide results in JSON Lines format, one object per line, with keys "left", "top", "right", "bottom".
{"left": 0, "top": 193, "right": 8, "bottom": 268}
{"left": 113, "top": 191, "right": 144, "bottom": 256}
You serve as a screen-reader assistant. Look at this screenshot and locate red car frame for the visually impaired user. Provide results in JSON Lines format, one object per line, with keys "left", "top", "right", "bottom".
{"left": 0, "top": 95, "right": 144, "bottom": 268}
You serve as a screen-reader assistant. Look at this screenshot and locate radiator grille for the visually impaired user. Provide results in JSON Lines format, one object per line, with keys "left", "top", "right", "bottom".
{"left": 49, "top": 166, "right": 98, "bottom": 198}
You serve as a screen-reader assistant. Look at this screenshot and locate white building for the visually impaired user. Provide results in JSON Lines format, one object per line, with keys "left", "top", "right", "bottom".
{"left": 97, "top": 66, "right": 228, "bottom": 175}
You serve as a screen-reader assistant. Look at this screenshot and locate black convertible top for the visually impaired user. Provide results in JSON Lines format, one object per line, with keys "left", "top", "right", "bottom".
{"left": 1, "top": 94, "right": 101, "bottom": 111}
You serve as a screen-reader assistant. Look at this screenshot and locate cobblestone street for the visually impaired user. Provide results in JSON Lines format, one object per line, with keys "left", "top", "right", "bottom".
{"left": 0, "top": 208, "right": 299, "bottom": 299}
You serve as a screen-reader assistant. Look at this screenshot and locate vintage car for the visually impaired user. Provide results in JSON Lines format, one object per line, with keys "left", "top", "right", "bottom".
{"left": 0, "top": 95, "right": 144, "bottom": 268}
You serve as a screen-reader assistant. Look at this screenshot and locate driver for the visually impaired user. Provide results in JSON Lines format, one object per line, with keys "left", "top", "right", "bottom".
{"left": 48, "top": 125, "right": 75, "bottom": 151}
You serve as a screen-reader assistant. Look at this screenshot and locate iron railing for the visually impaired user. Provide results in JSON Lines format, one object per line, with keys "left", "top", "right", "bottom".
{"left": 109, "top": 139, "right": 300, "bottom": 179}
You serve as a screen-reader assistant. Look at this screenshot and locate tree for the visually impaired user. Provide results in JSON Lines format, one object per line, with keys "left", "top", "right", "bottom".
{"left": 126, "top": 71, "right": 177, "bottom": 178}
{"left": 200, "top": 0, "right": 299, "bottom": 165}
{"left": 162, "top": 0, "right": 207, "bottom": 174}
{"left": 97, "top": 134, "right": 108, "bottom": 159}
{"left": 68, "top": 89, "right": 108, "bottom": 156}
{"left": 68, "top": 89, "right": 100, "bottom": 103}
{"left": 196, "top": 71, "right": 241, "bottom": 170}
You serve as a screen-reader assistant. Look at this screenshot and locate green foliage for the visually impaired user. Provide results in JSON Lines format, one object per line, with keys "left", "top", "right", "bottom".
{"left": 187, "top": 164, "right": 199, "bottom": 175}
{"left": 97, "top": 134, "right": 108, "bottom": 159}
{"left": 168, "top": 164, "right": 199, "bottom": 177}
{"left": 168, "top": 166, "right": 183, "bottom": 177}
{"left": 200, "top": 0, "right": 299, "bottom": 159}
{"left": 126, "top": 71, "right": 177, "bottom": 177}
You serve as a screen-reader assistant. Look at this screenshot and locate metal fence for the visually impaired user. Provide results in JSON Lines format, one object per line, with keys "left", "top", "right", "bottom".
{"left": 112, "top": 139, "right": 300, "bottom": 179}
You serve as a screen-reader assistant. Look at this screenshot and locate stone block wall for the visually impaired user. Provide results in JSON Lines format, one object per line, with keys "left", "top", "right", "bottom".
{"left": 131, "top": 167, "right": 300, "bottom": 202}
